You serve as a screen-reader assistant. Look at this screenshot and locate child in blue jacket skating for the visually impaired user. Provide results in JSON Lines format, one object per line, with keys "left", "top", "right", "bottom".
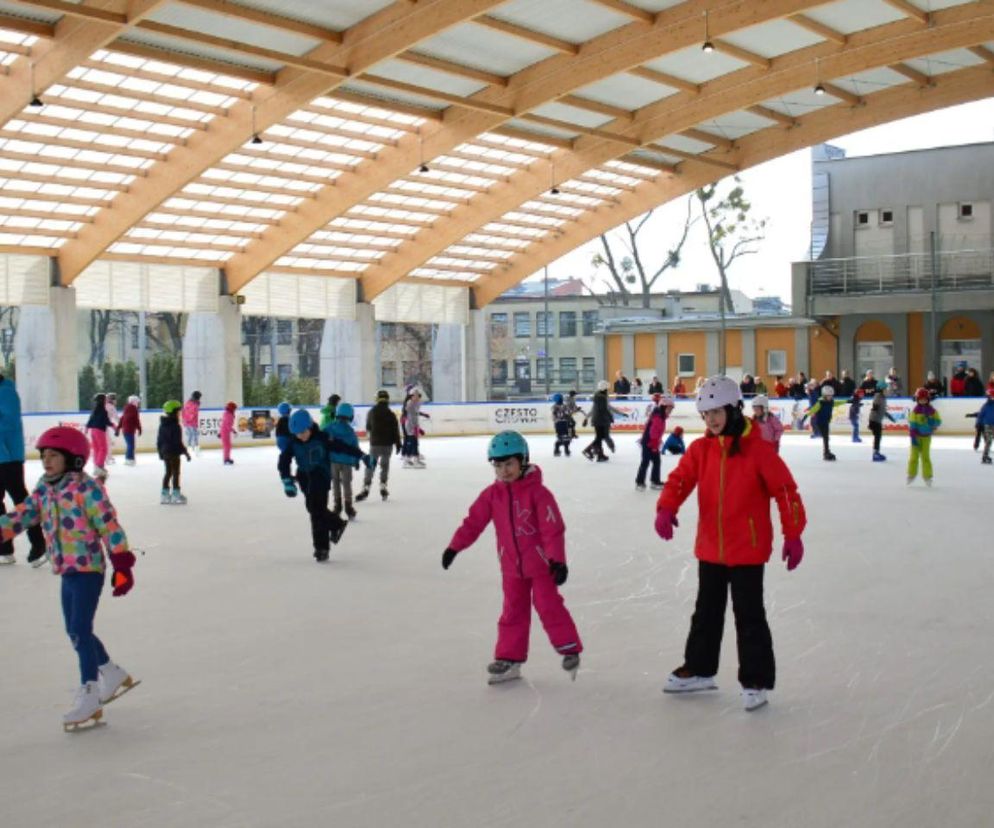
{"left": 328, "top": 402, "right": 361, "bottom": 519}
{"left": 968, "top": 390, "right": 994, "bottom": 465}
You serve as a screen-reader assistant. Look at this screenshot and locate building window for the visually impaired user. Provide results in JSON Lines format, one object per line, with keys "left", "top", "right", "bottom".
{"left": 381, "top": 361, "right": 397, "bottom": 387}
{"left": 277, "top": 363, "right": 292, "bottom": 383}
{"left": 856, "top": 342, "right": 894, "bottom": 382}
{"left": 536, "top": 311, "right": 551, "bottom": 337}
{"left": 582, "top": 357, "right": 596, "bottom": 385}
{"left": 581, "top": 310, "right": 598, "bottom": 336}
{"left": 959, "top": 202, "right": 974, "bottom": 220}
{"left": 536, "top": 357, "right": 554, "bottom": 381}
{"left": 514, "top": 312, "right": 531, "bottom": 338}
{"left": 559, "top": 357, "right": 577, "bottom": 384}
{"left": 767, "top": 350, "right": 787, "bottom": 376}
{"left": 380, "top": 322, "right": 397, "bottom": 339}
{"left": 491, "top": 359, "right": 508, "bottom": 383}
{"left": 856, "top": 210, "right": 870, "bottom": 227}
{"left": 559, "top": 311, "right": 577, "bottom": 337}
{"left": 130, "top": 325, "right": 139, "bottom": 350}
{"left": 677, "top": 353, "right": 696, "bottom": 375}
{"left": 879, "top": 209, "right": 893, "bottom": 226}
{"left": 490, "top": 313, "right": 508, "bottom": 338}
{"left": 402, "top": 361, "right": 419, "bottom": 386}
{"left": 514, "top": 358, "right": 531, "bottom": 380}
{"left": 277, "top": 320, "right": 292, "bottom": 346}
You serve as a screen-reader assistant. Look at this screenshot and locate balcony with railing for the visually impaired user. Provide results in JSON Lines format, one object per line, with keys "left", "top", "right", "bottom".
{"left": 809, "top": 248, "right": 994, "bottom": 296}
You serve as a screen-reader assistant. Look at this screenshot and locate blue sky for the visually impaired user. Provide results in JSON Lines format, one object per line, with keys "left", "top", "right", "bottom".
{"left": 538, "top": 98, "right": 994, "bottom": 305}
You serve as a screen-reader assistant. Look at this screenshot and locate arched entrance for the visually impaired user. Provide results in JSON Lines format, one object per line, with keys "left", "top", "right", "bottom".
{"left": 939, "top": 316, "right": 982, "bottom": 380}
{"left": 854, "top": 320, "right": 894, "bottom": 384}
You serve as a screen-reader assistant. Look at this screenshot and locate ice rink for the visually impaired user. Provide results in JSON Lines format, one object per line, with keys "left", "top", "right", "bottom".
{"left": 2, "top": 430, "right": 993, "bottom": 828}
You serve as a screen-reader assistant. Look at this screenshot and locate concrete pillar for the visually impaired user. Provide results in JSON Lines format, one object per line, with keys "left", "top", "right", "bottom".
{"left": 432, "top": 322, "right": 464, "bottom": 402}
{"left": 183, "top": 301, "right": 243, "bottom": 407}
{"left": 794, "top": 326, "right": 811, "bottom": 376}
{"left": 465, "top": 309, "right": 488, "bottom": 401}
{"left": 621, "top": 334, "right": 635, "bottom": 376}
{"left": 15, "top": 286, "right": 78, "bottom": 412}
{"left": 320, "top": 303, "right": 376, "bottom": 405}
{"left": 655, "top": 333, "right": 669, "bottom": 388}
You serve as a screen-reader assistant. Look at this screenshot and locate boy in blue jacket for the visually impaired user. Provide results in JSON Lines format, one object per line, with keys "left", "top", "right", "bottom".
{"left": 278, "top": 409, "right": 371, "bottom": 562}
{"left": 328, "top": 402, "right": 361, "bottom": 519}
{"left": 969, "top": 390, "right": 994, "bottom": 465}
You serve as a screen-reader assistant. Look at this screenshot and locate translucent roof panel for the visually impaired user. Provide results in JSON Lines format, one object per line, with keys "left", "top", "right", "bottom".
{"left": 693, "top": 110, "right": 777, "bottom": 141}
{"left": 529, "top": 102, "right": 614, "bottom": 130}
{"left": 905, "top": 49, "right": 988, "bottom": 77}
{"left": 758, "top": 89, "right": 845, "bottom": 120}
{"left": 117, "top": 29, "right": 283, "bottom": 74}
{"left": 574, "top": 73, "right": 678, "bottom": 110}
{"left": 622, "top": 0, "right": 684, "bottom": 10}
{"left": 488, "top": 0, "right": 630, "bottom": 44}
{"left": 234, "top": 0, "right": 395, "bottom": 31}
{"left": 340, "top": 79, "right": 447, "bottom": 111}
{"left": 503, "top": 119, "right": 578, "bottom": 141}
{"left": 721, "top": 19, "right": 824, "bottom": 59}
{"left": 414, "top": 23, "right": 554, "bottom": 76}
{"left": 366, "top": 59, "right": 489, "bottom": 98}
{"left": 828, "top": 67, "right": 913, "bottom": 98}
{"left": 146, "top": 5, "right": 323, "bottom": 58}
{"left": 803, "top": 0, "right": 906, "bottom": 35}
{"left": 646, "top": 48, "right": 748, "bottom": 85}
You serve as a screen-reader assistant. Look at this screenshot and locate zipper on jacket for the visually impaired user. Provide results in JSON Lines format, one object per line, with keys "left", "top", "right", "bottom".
{"left": 748, "top": 517, "right": 757, "bottom": 548}
{"left": 718, "top": 439, "right": 727, "bottom": 563}
{"left": 507, "top": 484, "right": 523, "bottom": 576}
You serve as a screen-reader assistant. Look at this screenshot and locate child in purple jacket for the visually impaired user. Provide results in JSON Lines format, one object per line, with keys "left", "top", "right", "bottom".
{"left": 442, "top": 431, "right": 582, "bottom": 685}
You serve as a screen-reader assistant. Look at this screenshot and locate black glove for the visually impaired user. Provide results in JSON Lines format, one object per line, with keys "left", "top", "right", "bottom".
{"left": 442, "top": 548, "right": 457, "bottom": 570}
{"left": 395, "top": 444, "right": 403, "bottom": 455}
{"left": 549, "top": 560, "right": 568, "bottom": 586}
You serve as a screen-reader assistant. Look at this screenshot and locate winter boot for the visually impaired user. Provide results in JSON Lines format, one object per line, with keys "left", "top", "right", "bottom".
{"left": 98, "top": 662, "right": 139, "bottom": 704}
{"left": 63, "top": 682, "right": 102, "bottom": 731}
{"left": 380, "top": 485, "right": 389, "bottom": 501}
{"left": 562, "top": 653, "right": 580, "bottom": 681}
{"left": 741, "top": 686, "right": 769, "bottom": 712}
{"left": 28, "top": 545, "right": 48, "bottom": 568}
{"left": 663, "top": 669, "right": 718, "bottom": 694}
{"left": 872, "top": 452, "right": 886, "bottom": 462}
{"left": 487, "top": 660, "right": 522, "bottom": 685}
{"left": 345, "top": 503, "right": 357, "bottom": 520}
{"left": 171, "top": 489, "right": 187, "bottom": 505}
{"left": 160, "top": 488, "right": 171, "bottom": 505}
{"left": 355, "top": 486, "right": 370, "bottom": 502}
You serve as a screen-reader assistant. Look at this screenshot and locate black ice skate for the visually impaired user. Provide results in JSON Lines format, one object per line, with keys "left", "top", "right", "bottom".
{"left": 487, "top": 660, "right": 522, "bottom": 685}
{"left": 823, "top": 452, "right": 836, "bottom": 461}
{"left": 355, "top": 487, "right": 370, "bottom": 502}
{"left": 345, "top": 504, "right": 357, "bottom": 520}
{"left": 562, "top": 653, "right": 580, "bottom": 681}
{"left": 328, "top": 516, "right": 348, "bottom": 546}
{"left": 380, "top": 486, "right": 389, "bottom": 501}
{"left": 313, "top": 548, "right": 329, "bottom": 563}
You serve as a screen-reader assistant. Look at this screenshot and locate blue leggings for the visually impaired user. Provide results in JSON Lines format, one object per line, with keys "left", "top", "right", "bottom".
{"left": 61, "top": 573, "right": 109, "bottom": 683}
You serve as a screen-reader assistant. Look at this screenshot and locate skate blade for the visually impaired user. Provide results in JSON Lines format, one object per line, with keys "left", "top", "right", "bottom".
{"left": 487, "top": 673, "right": 522, "bottom": 686}
{"left": 744, "top": 699, "right": 769, "bottom": 712}
{"left": 568, "top": 667, "right": 579, "bottom": 682}
{"left": 102, "top": 677, "right": 140, "bottom": 705}
{"left": 30, "top": 554, "right": 50, "bottom": 569}
{"left": 63, "top": 709, "right": 104, "bottom": 732}
{"left": 662, "top": 684, "right": 719, "bottom": 694}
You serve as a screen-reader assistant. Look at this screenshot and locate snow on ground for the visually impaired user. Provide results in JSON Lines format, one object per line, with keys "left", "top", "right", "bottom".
{"left": 2, "top": 431, "right": 993, "bottom": 827}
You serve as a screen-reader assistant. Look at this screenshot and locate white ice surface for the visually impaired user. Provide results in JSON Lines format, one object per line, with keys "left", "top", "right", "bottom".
{"left": 2, "top": 432, "right": 994, "bottom": 828}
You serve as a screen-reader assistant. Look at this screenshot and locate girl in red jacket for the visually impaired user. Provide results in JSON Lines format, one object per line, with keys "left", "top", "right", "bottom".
{"left": 118, "top": 395, "right": 142, "bottom": 466}
{"left": 636, "top": 393, "right": 670, "bottom": 491}
{"left": 654, "top": 376, "right": 806, "bottom": 711}
{"left": 442, "top": 431, "right": 582, "bottom": 685}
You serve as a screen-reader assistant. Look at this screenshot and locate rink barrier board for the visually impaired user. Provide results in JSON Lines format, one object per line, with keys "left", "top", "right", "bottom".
{"left": 20, "top": 396, "right": 985, "bottom": 457}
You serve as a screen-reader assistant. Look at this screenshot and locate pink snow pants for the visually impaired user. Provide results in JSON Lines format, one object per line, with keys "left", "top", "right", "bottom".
{"left": 221, "top": 432, "right": 232, "bottom": 462}
{"left": 90, "top": 429, "right": 108, "bottom": 469}
{"left": 495, "top": 572, "right": 582, "bottom": 663}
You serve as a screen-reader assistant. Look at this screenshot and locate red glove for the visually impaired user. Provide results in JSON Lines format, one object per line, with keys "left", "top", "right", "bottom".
{"left": 109, "top": 551, "right": 136, "bottom": 597}
{"left": 654, "top": 508, "right": 678, "bottom": 541}
{"left": 782, "top": 538, "right": 804, "bottom": 571}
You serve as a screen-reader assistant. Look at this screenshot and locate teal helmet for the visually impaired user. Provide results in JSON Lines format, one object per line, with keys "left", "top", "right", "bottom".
{"left": 336, "top": 402, "right": 354, "bottom": 421}
{"left": 289, "top": 409, "right": 313, "bottom": 434}
{"left": 488, "top": 430, "right": 529, "bottom": 463}
{"left": 876, "top": 380, "right": 888, "bottom": 392}
{"left": 552, "top": 393, "right": 564, "bottom": 404}
{"left": 277, "top": 401, "right": 291, "bottom": 416}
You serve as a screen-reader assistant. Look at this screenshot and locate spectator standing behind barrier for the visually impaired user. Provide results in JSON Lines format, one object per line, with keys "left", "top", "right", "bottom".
{"left": 886, "top": 368, "right": 902, "bottom": 397}
{"left": 671, "top": 377, "right": 686, "bottom": 397}
{"left": 839, "top": 370, "right": 856, "bottom": 398}
{"left": 924, "top": 371, "right": 943, "bottom": 400}
{"left": 739, "top": 374, "right": 756, "bottom": 397}
{"left": 631, "top": 377, "right": 644, "bottom": 399}
{"left": 964, "top": 368, "right": 985, "bottom": 397}
{"left": 648, "top": 376, "right": 663, "bottom": 395}
{"left": 0, "top": 373, "right": 47, "bottom": 566}
{"left": 949, "top": 362, "right": 967, "bottom": 396}
{"left": 754, "top": 376, "right": 768, "bottom": 396}
{"left": 859, "top": 370, "right": 877, "bottom": 396}
{"left": 613, "top": 370, "right": 631, "bottom": 399}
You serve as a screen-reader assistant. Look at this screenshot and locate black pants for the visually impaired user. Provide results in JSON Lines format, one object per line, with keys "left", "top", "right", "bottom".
{"left": 869, "top": 420, "right": 882, "bottom": 453}
{"left": 0, "top": 461, "right": 45, "bottom": 556}
{"left": 161, "top": 455, "right": 181, "bottom": 489}
{"left": 304, "top": 485, "right": 344, "bottom": 551}
{"left": 585, "top": 424, "right": 612, "bottom": 459}
{"left": 635, "top": 444, "right": 661, "bottom": 485}
{"left": 682, "top": 561, "right": 775, "bottom": 690}
{"left": 821, "top": 427, "right": 831, "bottom": 456}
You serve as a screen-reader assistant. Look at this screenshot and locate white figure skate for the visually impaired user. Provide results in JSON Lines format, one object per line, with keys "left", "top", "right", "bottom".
{"left": 98, "top": 662, "right": 140, "bottom": 704}
{"left": 63, "top": 682, "right": 103, "bottom": 732}
{"left": 741, "top": 687, "right": 769, "bottom": 711}
{"left": 663, "top": 672, "right": 718, "bottom": 694}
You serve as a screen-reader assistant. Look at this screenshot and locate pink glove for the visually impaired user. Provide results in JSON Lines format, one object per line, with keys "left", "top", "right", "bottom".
{"left": 782, "top": 538, "right": 804, "bottom": 571}
{"left": 654, "top": 508, "right": 678, "bottom": 541}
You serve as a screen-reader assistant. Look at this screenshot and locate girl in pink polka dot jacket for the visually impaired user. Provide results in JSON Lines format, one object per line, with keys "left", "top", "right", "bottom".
{"left": 0, "top": 427, "right": 139, "bottom": 731}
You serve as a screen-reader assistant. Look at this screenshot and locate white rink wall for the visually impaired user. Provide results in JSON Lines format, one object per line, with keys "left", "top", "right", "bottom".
{"left": 20, "top": 396, "right": 985, "bottom": 456}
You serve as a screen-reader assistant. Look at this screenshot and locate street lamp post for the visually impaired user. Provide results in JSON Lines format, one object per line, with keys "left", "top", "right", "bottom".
{"left": 543, "top": 266, "right": 551, "bottom": 396}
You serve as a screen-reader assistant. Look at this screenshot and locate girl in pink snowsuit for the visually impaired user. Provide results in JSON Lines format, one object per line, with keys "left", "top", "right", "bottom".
{"left": 442, "top": 430, "right": 582, "bottom": 684}
{"left": 220, "top": 402, "right": 237, "bottom": 465}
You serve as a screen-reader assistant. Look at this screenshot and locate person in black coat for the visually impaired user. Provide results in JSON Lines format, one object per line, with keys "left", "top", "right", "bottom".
{"left": 157, "top": 401, "right": 191, "bottom": 504}
{"left": 964, "top": 368, "right": 985, "bottom": 397}
{"left": 357, "top": 390, "right": 403, "bottom": 502}
{"left": 583, "top": 384, "right": 623, "bottom": 461}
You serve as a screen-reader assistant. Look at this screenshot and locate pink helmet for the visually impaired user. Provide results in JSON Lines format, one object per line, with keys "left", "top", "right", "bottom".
{"left": 36, "top": 426, "right": 90, "bottom": 469}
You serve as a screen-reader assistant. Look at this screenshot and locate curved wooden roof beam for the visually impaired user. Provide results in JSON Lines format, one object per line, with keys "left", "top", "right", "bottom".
{"left": 472, "top": 63, "right": 994, "bottom": 307}
{"left": 55, "top": 0, "right": 507, "bottom": 286}
{"left": 221, "top": 0, "right": 835, "bottom": 293}
{"left": 354, "top": 0, "right": 994, "bottom": 301}
{"left": 0, "top": 0, "right": 169, "bottom": 127}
